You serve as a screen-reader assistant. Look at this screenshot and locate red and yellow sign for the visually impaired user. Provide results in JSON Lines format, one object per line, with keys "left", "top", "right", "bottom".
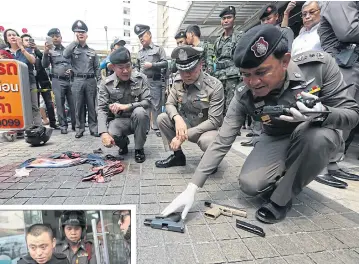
{"left": 0, "top": 61, "right": 25, "bottom": 129}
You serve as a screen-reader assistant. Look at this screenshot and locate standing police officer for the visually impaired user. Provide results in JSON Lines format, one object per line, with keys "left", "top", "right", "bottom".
{"left": 213, "top": 6, "right": 243, "bottom": 114}
{"left": 42, "top": 28, "right": 76, "bottom": 135}
{"left": 155, "top": 45, "right": 224, "bottom": 168}
{"left": 55, "top": 211, "right": 96, "bottom": 264}
{"left": 98, "top": 47, "right": 150, "bottom": 163}
{"left": 63, "top": 20, "right": 99, "bottom": 138}
{"left": 161, "top": 24, "right": 359, "bottom": 223}
{"left": 135, "top": 24, "right": 168, "bottom": 137}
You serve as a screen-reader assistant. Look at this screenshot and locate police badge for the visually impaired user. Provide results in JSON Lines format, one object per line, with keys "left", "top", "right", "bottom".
{"left": 178, "top": 49, "right": 188, "bottom": 61}
{"left": 77, "top": 21, "right": 82, "bottom": 27}
{"left": 251, "top": 37, "right": 269, "bottom": 58}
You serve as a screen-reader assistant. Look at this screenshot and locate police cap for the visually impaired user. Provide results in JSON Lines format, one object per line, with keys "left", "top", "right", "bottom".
{"left": 234, "top": 24, "right": 284, "bottom": 69}
{"left": 113, "top": 38, "right": 126, "bottom": 47}
{"left": 259, "top": 4, "right": 278, "bottom": 20}
{"left": 72, "top": 20, "right": 88, "bottom": 33}
{"left": 171, "top": 45, "right": 203, "bottom": 71}
{"left": 174, "top": 31, "right": 186, "bottom": 39}
{"left": 219, "top": 6, "right": 236, "bottom": 17}
{"left": 47, "top": 28, "right": 61, "bottom": 36}
{"left": 110, "top": 47, "right": 131, "bottom": 65}
{"left": 134, "top": 24, "right": 150, "bottom": 37}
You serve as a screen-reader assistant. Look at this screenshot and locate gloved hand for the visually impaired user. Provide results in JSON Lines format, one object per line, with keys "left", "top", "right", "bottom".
{"left": 279, "top": 92, "right": 326, "bottom": 122}
{"left": 161, "top": 182, "right": 199, "bottom": 219}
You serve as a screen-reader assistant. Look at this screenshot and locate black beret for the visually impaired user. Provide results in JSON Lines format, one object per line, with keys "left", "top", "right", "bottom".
{"left": 234, "top": 24, "right": 284, "bottom": 69}
{"left": 113, "top": 39, "right": 126, "bottom": 46}
{"left": 134, "top": 24, "right": 150, "bottom": 37}
{"left": 174, "top": 31, "right": 186, "bottom": 39}
{"left": 171, "top": 45, "right": 203, "bottom": 71}
{"left": 219, "top": 6, "right": 236, "bottom": 17}
{"left": 47, "top": 28, "right": 61, "bottom": 36}
{"left": 110, "top": 47, "right": 131, "bottom": 65}
{"left": 259, "top": 4, "right": 278, "bottom": 20}
{"left": 72, "top": 20, "right": 88, "bottom": 33}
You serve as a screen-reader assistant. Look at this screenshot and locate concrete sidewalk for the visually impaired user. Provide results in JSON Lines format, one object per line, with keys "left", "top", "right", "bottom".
{"left": 0, "top": 129, "right": 359, "bottom": 263}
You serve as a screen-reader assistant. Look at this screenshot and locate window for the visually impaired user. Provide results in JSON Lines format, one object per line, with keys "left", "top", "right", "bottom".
{"left": 123, "top": 0, "right": 130, "bottom": 3}
{"left": 124, "top": 30, "right": 131, "bottom": 37}
{"left": 123, "top": 7, "right": 130, "bottom": 15}
{"left": 124, "top": 19, "right": 130, "bottom": 26}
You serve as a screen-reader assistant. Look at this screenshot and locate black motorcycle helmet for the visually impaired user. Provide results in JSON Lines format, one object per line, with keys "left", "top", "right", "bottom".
{"left": 59, "top": 210, "right": 87, "bottom": 240}
{"left": 24, "top": 126, "right": 53, "bottom": 146}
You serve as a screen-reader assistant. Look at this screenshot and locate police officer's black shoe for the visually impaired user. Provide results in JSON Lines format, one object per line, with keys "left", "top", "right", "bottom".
{"left": 119, "top": 145, "right": 129, "bottom": 155}
{"left": 256, "top": 199, "right": 292, "bottom": 224}
{"left": 135, "top": 149, "right": 146, "bottom": 163}
{"left": 315, "top": 174, "right": 348, "bottom": 188}
{"left": 50, "top": 124, "right": 60, "bottom": 130}
{"left": 154, "top": 130, "right": 161, "bottom": 137}
{"left": 328, "top": 169, "right": 359, "bottom": 181}
{"left": 75, "top": 132, "right": 84, "bottom": 138}
{"left": 91, "top": 132, "right": 100, "bottom": 137}
{"left": 61, "top": 128, "right": 68, "bottom": 134}
{"left": 71, "top": 126, "right": 76, "bottom": 131}
{"left": 155, "top": 153, "right": 186, "bottom": 168}
{"left": 241, "top": 140, "right": 254, "bottom": 147}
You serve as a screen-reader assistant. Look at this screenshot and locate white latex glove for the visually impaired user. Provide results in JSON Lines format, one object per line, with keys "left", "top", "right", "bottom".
{"left": 279, "top": 92, "right": 326, "bottom": 122}
{"left": 161, "top": 182, "right": 199, "bottom": 219}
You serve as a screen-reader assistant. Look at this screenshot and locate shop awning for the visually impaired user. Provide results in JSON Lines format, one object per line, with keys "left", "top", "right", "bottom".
{"left": 177, "top": 1, "right": 288, "bottom": 41}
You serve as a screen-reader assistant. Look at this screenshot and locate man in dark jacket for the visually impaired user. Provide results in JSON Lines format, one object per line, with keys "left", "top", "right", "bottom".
{"left": 18, "top": 224, "right": 69, "bottom": 264}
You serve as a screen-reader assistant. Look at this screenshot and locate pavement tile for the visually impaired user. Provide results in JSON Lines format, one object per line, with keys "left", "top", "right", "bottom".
{"left": 19, "top": 177, "right": 38, "bottom": 183}
{"left": 194, "top": 242, "right": 226, "bottom": 264}
{"left": 83, "top": 196, "right": 102, "bottom": 204}
{"left": 4, "top": 198, "right": 29, "bottom": 205}
{"left": 328, "top": 229, "right": 359, "bottom": 248}
{"left": 341, "top": 213, "right": 359, "bottom": 225}
{"left": 309, "top": 231, "right": 349, "bottom": 250}
{"left": 156, "top": 186, "right": 174, "bottom": 194}
{"left": 25, "top": 182, "right": 47, "bottom": 190}
{"left": 308, "top": 251, "right": 344, "bottom": 264}
{"left": 44, "top": 182, "right": 62, "bottom": 189}
{"left": 243, "top": 237, "right": 279, "bottom": 259}
{"left": 137, "top": 227, "right": 165, "bottom": 247}
{"left": 33, "top": 189, "right": 56, "bottom": 198}
{"left": 292, "top": 204, "right": 320, "bottom": 217}
{"left": 140, "top": 194, "right": 158, "bottom": 204}
{"left": 75, "top": 182, "right": 94, "bottom": 189}
{"left": 288, "top": 233, "right": 326, "bottom": 253}
{"left": 110, "top": 180, "right": 125, "bottom": 187}
{"left": 105, "top": 187, "right": 123, "bottom": 196}
{"left": 87, "top": 187, "right": 107, "bottom": 196}
{"left": 124, "top": 186, "right": 140, "bottom": 195}
{"left": 101, "top": 195, "right": 122, "bottom": 205}
{"left": 59, "top": 182, "right": 77, "bottom": 189}
{"left": 53, "top": 189, "right": 73, "bottom": 197}
{"left": 7, "top": 183, "right": 29, "bottom": 190}
{"left": 325, "top": 214, "right": 358, "bottom": 228}
{"left": 138, "top": 246, "right": 167, "bottom": 264}
{"left": 283, "top": 254, "right": 315, "bottom": 264}
{"left": 306, "top": 215, "right": 341, "bottom": 230}
{"left": 266, "top": 236, "right": 303, "bottom": 256}
{"left": 0, "top": 190, "right": 19, "bottom": 199}
{"left": 290, "top": 217, "right": 322, "bottom": 232}
{"left": 322, "top": 201, "right": 354, "bottom": 213}
{"left": 15, "top": 190, "right": 37, "bottom": 198}
{"left": 25, "top": 198, "right": 48, "bottom": 205}
{"left": 256, "top": 258, "right": 287, "bottom": 264}
{"left": 139, "top": 203, "right": 161, "bottom": 215}
{"left": 162, "top": 228, "right": 191, "bottom": 244}
{"left": 0, "top": 183, "right": 15, "bottom": 190}
{"left": 165, "top": 244, "right": 197, "bottom": 264}
{"left": 332, "top": 249, "right": 359, "bottom": 264}
{"left": 307, "top": 201, "right": 337, "bottom": 214}
{"left": 187, "top": 225, "right": 214, "bottom": 243}
{"left": 121, "top": 195, "right": 140, "bottom": 204}
{"left": 70, "top": 189, "right": 89, "bottom": 197}
{"left": 140, "top": 179, "right": 157, "bottom": 187}
{"left": 186, "top": 212, "right": 207, "bottom": 225}
{"left": 63, "top": 196, "right": 85, "bottom": 204}
{"left": 140, "top": 186, "right": 157, "bottom": 194}
{"left": 209, "top": 223, "right": 240, "bottom": 241}
{"left": 218, "top": 239, "right": 254, "bottom": 262}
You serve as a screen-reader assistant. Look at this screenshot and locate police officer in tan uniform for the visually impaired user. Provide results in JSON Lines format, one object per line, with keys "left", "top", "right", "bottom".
{"left": 98, "top": 47, "right": 150, "bottom": 163}
{"left": 55, "top": 211, "right": 96, "bottom": 264}
{"left": 155, "top": 45, "right": 224, "bottom": 168}
{"left": 161, "top": 24, "right": 359, "bottom": 223}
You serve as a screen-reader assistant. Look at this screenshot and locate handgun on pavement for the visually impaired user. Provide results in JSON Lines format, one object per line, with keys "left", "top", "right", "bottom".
{"left": 204, "top": 201, "right": 247, "bottom": 220}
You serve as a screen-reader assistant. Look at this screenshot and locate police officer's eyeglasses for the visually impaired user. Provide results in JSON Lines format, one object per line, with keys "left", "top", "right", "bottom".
{"left": 301, "top": 9, "right": 319, "bottom": 18}
{"left": 113, "top": 211, "right": 130, "bottom": 223}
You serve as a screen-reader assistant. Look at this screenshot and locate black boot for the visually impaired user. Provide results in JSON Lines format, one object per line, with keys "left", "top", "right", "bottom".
{"left": 314, "top": 174, "right": 348, "bottom": 188}
{"left": 75, "top": 131, "right": 84, "bottom": 138}
{"left": 135, "top": 149, "right": 146, "bottom": 163}
{"left": 155, "top": 150, "right": 186, "bottom": 168}
{"left": 328, "top": 168, "right": 359, "bottom": 181}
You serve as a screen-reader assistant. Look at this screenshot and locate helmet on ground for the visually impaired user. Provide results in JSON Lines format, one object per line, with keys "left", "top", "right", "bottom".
{"left": 24, "top": 126, "right": 53, "bottom": 146}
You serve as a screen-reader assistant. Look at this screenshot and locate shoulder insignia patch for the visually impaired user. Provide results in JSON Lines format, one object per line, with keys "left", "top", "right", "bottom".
{"left": 292, "top": 51, "right": 326, "bottom": 65}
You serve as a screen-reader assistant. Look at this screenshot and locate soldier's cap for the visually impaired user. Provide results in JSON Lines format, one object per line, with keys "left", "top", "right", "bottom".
{"left": 234, "top": 24, "right": 284, "bottom": 69}
{"left": 47, "top": 28, "right": 61, "bottom": 36}
{"left": 219, "top": 6, "right": 236, "bottom": 17}
{"left": 72, "top": 20, "right": 88, "bottom": 33}
{"left": 259, "top": 4, "right": 278, "bottom": 20}
{"left": 134, "top": 24, "right": 150, "bottom": 37}
{"left": 174, "top": 31, "right": 186, "bottom": 39}
{"left": 171, "top": 45, "right": 203, "bottom": 71}
{"left": 113, "top": 38, "right": 126, "bottom": 47}
{"left": 110, "top": 46, "right": 131, "bottom": 65}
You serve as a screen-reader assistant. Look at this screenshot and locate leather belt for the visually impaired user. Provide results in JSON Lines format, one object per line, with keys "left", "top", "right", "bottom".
{"left": 74, "top": 73, "right": 95, "bottom": 78}
{"left": 51, "top": 74, "right": 71, "bottom": 81}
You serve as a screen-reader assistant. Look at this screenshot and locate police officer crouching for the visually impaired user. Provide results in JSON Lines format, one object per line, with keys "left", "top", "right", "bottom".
{"left": 155, "top": 45, "right": 224, "bottom": 168}
{"left": 98, "top": 47, "right": 150, "bottom": 163}
{"left": 55, "top": 211, "right": 96, "bottom": 264}
{"left": 18, "top": 223, "right": 69, "bottom": 264}
{"left": 161, "top": 24, "right": 359, "bottom": 224}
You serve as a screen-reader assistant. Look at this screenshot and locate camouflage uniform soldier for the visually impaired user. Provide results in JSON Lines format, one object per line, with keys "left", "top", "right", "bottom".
{"left": 185, "top": 25, "right": 214, "bottom": 74}
{"left": 213, "top": 6, "right": 243, "bottom": 114}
